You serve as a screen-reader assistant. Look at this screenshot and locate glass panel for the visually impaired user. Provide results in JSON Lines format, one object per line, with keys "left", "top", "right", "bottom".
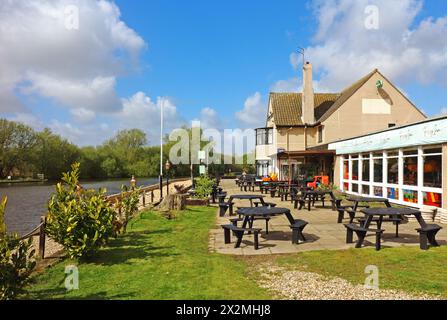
{"left": 387, "top": 187, "right": 399, "bottom": 200}
{"left": 267, "top": 129, "right": 273, "bottom": 144}
{"left": 343, "top": 182, "right": 349, "bottom": 191}
{"left": 403, "top": 149, "right": 418, "bottom": 156}
{"left": 387, "top": 151, "right": 398, "bottom": 157}
{"left": 256, "top": 129, "right": 265, "bottom": 145}
{"left": 373, "top": 152, "right": 383, "bottom": 158}
{"left": 343, "top": 161, "right": 349, "bottom": 180}
{"left": 361, "top": 185, "right": 370, "bottom": 195}
{"left": 424, "top": 147, "right": 442, "bottom": 154}
{"left": 362, "top": 160, "right": 370, "bottom": 182}
{"left": 373, "top": 159, "right": 383, "bottom": 182}
{"left": 403, "top": 189, "right": 418, "bottom": 204}
{"left": 403, "top": 157, "right": 417, "bottom": 186}
{"left": 352, "top": 160, "right": 359, "bottom": 181}
{"left": 423, "top": 192, "right": 442, "bottom": 208}
{"left": 352, "top": 184, "right": 358, "bottom": 193}
{"left": 424, "top": 155, "right": 442, "bottom": 188}
{"left": 351, "top": 155, "right": 359, "bottom": 159}
{"left": 387, "top": 158, "right": 398, "bottom": 184}
{"left": 374, "top": 186, "right": 383, "bottom": 197}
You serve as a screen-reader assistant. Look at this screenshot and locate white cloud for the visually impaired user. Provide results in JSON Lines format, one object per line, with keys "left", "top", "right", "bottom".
{"left": 271, "top": 78, "right": 300, "bottom": 93}
{"left": 0, "top": 0, "right": 146, "bottom": 113}
{"left": 198, "top": 107, "right": 223, "bottom": 130}
{"left": 119, "top": 92, "right": 184, "bottom": 144}
{"left": 70, "top": 108, "right": 96, "bottom": 123}
{"left": 440, "top": 107, "right": 447, "bottom": 115}
{"left": 235, "top": 92, "right": 266, "bottom": 128}
{"left": 289, "top": 0, "right": 447, "bottom": 91}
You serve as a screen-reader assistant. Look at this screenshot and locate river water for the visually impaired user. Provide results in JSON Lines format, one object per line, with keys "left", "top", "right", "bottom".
{"left": 0, "top": 177, "right": 159, "bottom": 235}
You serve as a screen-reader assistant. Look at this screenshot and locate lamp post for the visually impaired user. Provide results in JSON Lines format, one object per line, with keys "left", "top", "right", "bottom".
{"left": 165, "top": 160, "right": 172, "bottom": 195}
{"left": 159, "top": 99, "right": 164, "bottom": 200}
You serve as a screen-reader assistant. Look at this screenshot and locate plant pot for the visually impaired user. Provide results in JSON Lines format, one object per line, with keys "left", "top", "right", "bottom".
{"left": 421, "top": 206, "right": 437, "bottom": 223}
{"left": 185, "top": 198, "right": 209, "bottom": 206}
{"left": 438, "top": 208, "right": 447, "bottom": 224}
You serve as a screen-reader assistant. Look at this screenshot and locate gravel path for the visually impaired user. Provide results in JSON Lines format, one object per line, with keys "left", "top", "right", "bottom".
{"left": 255, "top": 264, "right": 442, "bottom": 300}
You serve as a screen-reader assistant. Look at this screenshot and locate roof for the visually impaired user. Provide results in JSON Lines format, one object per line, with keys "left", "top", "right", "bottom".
{"left": 269, "top": 92, "right": 339, "bottom": 126}
{"left": 268, "top": 69, "right": 399, "bottom": 126}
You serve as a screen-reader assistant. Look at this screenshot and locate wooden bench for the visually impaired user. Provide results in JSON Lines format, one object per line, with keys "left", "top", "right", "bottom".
{"left": 218, "top": 202, "right": 234, "bottom": 217}
{"left": 269, "top": 188, "right": 277, "bottom": 198}
{"left": 221, "top": 224, "right": 262, "bottom": 250}
{"left": 229, "top": 217, "right": 243, "bottom": 227}
{"left": 290, "top": 219, "right": 308, "bottom": 244}
{"left": 416, "top": 224, "right": 442, "bottom": 250}
{"left": 344, "top": 223, "right": 384, "bottom": 251}
{"left": 358, "top": 216, "right": 403, "bottom": 238}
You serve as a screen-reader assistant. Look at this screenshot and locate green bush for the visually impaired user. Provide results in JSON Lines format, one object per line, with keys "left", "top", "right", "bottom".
{"left": 0, "top": 197, "right": 36, "bottom": 300}
{"left": 118, "top": 185, "right": 140, "bottom": 233}
{"left": 45, "top": 163, "right": 116, "bottom": 259}
{"left": 194, "top": 175, "right": 215, "bottom": 199}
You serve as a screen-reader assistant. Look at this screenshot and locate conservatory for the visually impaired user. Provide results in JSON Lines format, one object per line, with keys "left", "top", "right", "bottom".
{"left": 329, "top": 116, "right": 447, "bottom": 209}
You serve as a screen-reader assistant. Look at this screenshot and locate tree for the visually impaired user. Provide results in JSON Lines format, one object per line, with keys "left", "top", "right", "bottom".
{"left": 0, "top": 119, "right": 37, "bottom": 178}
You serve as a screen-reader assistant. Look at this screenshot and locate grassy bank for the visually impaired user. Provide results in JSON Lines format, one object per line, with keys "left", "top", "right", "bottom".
{"left": 266, "top": 247, "right": 447, "bottom": 297}
{"left": 23, "top": 206, "right": 269, "bottom": 300}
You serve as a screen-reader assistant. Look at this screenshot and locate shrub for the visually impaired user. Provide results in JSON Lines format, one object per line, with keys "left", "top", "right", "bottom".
{"left": 0, "top": 197, "right": 36, "bottom": 300}
{"left": 118, "top": 185, "right": 140, "bottom": 233}
{"left": 45, "top": 163, "right": 116, "bottom": 259}
{"left": 194, "top": 175, "right": 215, "bottom": 199}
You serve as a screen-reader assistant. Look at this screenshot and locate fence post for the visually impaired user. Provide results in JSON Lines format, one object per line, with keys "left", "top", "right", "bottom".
{"left": 142, "top": 190, "right": 146, "bottom": 207}
{"left": 39, "top": 216, "right": 46, "bottom": 259}
{"left": 151, "top": 190, "right": 154, "bottom": 203}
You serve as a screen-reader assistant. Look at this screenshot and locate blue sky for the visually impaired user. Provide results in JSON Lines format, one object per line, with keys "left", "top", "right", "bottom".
{"left": 1, "top": 0, "right": 447, "bottom": 146}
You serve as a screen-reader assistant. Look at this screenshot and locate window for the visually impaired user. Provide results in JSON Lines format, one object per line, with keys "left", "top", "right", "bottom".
{"left": 423, "top": 192, "right": 442, "bottom": 208}
{"left": 352, "top": 159, "right": 359, "bottom": 181}
{"left": 373, "top": 159, "right": 383, "bottom": 182}
{"left": 343, "top": 160, "right": 349, "bottom": 180}
{"left": 423, "top": 147, "right": 442, "bottom": 189}
{"left": 256, "top": 128, "right": 273, "bottom": 145}
{"left": 403, "top": 189, "right": 418, "bottom": 204}
{"left": 387, "top": 187, "right": 399, "bottom": 200}
{"left": 403, "top": 156, "right": 417, "bottom": 186}
{"left": 362, "top": 159, "right": 370, "bottom": 182}
{"left": 318, "top": 126, "right": 323, "bottom": 143}
{"left": 387, "top": 157, "right": 398, "bottom": 184}
{"left": 256, "top": 160, "right": 270, "bottom": 177}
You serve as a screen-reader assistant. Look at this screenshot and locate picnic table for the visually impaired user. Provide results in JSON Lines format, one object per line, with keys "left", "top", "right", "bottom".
{"left": 228, "top": 194, "right": 265, "bottom": 207}
{"left": 345, "top": 196, "right": 391, "bottom": 223}
{"left": 346, "top": 207, "right": 442, "bottom": 250}
{"left": 300, "top": 190, "right": 335, "bottom": 211}
{"left": 234, "top": 207, "right": 295, "bottom": 247}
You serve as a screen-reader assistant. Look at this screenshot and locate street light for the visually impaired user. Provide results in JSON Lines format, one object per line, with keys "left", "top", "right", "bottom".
{"left": 165, "top": 160, "right": 172, "bottom": 195}
{"left": 159, "top": 99, "right": 164, "bottom": 200}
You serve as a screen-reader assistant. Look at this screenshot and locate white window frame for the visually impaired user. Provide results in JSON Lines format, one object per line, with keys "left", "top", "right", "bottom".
{"left": 340, "top": 145, "right": 443, "bottom": 208}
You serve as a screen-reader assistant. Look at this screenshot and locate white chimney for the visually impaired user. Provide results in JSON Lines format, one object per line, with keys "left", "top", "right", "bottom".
{"left": 302, "top": 61, "right": 315, "bottom": 124}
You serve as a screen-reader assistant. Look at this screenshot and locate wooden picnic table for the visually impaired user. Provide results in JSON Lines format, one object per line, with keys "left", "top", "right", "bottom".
{"left": 355, "top": 207, "right": 442, "bottom": 250}
{"left": 301, "top": 190, "right": 335, "bottom": 211}
{"left": 234, "top": 207, "right": 294, "bottom": 247}
{"left": 346, "top": 196, "right": 391, "bottom": 211}
{"left": 228, "top": 194, "right": 265, "bottom": 207}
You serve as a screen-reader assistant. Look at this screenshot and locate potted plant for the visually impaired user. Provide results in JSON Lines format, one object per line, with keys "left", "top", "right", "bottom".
{"left": 186, "top": 175, "right": 215, "bottom": 206}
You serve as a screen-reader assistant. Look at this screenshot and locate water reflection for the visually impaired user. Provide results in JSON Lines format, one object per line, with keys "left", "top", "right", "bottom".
{"left": 0, "top": 178, "right": 159, "bottom": 235}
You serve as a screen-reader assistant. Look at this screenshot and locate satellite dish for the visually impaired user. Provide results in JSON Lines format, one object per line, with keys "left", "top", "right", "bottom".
{"left": 376, "top": 80, "right": 384, "bottom": 89}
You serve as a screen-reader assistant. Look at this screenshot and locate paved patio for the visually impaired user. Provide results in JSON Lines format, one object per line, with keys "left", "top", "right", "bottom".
{"left": 209, "top": 179, "right": 447, "bottom": 255}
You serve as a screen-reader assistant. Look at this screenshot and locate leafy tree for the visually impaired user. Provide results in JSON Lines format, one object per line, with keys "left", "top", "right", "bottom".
{"left": 0, "top": 197, "right": 36, "bottom": 300}
{"left": 45, "top": 163, "right": 115, "bottom": 259}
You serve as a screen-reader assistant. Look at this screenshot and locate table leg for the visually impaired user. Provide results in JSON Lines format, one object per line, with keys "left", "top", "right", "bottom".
{"left": 236, "top": 216, "right": 250, "bottom": 248}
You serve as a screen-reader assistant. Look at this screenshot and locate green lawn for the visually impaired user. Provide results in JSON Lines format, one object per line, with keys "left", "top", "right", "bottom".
{"left": 271, "top": 247, "right": 447, "bottom": 297}
{"left": 23, "top": 206, "right": 270, "bottom": 300}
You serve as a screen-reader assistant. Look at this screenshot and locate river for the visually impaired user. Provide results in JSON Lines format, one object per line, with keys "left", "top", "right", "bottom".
{"left": 0, "top": 177, "right": 159, "bottom": 236}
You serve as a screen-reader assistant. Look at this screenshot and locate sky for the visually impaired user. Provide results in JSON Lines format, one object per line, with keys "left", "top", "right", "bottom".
{"left": 1, "top": 0, "right": 447, "bottom": 146}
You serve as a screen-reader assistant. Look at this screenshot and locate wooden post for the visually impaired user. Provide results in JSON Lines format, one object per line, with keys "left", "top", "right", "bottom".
{"left": 39, "top": 216, "right": 46, "bottom": 259}
{"left": 151, "top": 191, "right": 154, "bottom": 203}
{"left": 142, "top": 190, "right": 146, "bottom": 207}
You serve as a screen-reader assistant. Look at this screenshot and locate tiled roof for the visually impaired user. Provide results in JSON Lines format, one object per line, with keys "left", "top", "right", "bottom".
{"left": 269, "top": 69, "right": 378, "bottom": 126}
{"left": 269, "top": 93, "right": 339, "bottom": 126}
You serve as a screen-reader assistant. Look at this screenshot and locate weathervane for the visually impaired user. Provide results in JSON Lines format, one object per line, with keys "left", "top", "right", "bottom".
{"left": 298, "top": 47, "right": 305, "bottom": 66}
